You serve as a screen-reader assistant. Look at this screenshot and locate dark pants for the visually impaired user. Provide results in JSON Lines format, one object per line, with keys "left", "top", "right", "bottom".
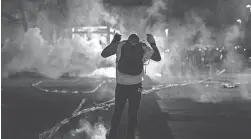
{"left": 108, "top": 83, "right": 142, "bottom": 139}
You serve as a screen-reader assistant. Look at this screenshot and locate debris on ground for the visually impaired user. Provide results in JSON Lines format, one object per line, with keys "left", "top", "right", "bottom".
{"left": 221, "top": 82, "right": 238, "bottom": 89}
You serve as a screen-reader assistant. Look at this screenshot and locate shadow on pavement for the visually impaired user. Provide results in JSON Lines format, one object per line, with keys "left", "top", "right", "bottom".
{"left": 138, "top": 93, "right": 174, "bottom": 139}
{"left": 2, "top": 84, "right": 174, "bottom": 139}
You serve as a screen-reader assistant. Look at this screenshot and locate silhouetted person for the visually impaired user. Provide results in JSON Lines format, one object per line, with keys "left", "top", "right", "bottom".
{"left": 101, "top": 33, "right": 161, "bottom": 139}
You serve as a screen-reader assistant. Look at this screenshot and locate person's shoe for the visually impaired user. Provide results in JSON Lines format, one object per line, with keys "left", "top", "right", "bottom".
{"left": 105, "top": 131, "right": 117, "bottom": 139}
{"left": 134, "top": 127, "right": 140, "bottom": 139}
{"left": 105, "top": 132, "right": 109, "bottom": 139}
{"left": 126, "top": 128, "right": 140, "bottom": 139}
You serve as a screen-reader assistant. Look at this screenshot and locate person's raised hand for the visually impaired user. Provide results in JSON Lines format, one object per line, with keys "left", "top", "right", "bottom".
{"left": 112, "top": 33, "right": 122, "bottom": 43}
{"left": 146, "top": 34, "right": 156, "bottom": 44}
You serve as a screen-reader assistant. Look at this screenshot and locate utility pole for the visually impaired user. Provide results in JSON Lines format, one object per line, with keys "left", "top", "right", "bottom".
{"left": 17, "top": 0, "right": 28, "bottom": 32}
{"left": 106, "top": 26, "right": 111, "bottom": 44}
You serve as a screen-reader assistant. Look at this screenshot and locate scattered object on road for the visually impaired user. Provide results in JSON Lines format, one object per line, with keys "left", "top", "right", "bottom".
{"left": 216, "top": 69, "right": 226, "bottom": 76}
{"left": 221, "top": 82, "right": 238, "bottom": 89}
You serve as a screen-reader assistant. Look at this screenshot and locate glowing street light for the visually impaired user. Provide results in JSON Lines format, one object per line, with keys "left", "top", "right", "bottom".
{"left": 237, "top": 19, "right": 242, "bottom": 24}
{"left": 165, "top": 29, "right": 169, "bottom": 37}
{"left": 247, "top": 4, "right": 251, "bottom": 12}
{"left": 220, "top": 54, "right": 223, "bottom": 60}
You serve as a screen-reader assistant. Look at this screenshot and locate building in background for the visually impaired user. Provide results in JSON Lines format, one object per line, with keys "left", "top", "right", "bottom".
{"left": 72, "top": 26, "right": 120, "bottom": 47}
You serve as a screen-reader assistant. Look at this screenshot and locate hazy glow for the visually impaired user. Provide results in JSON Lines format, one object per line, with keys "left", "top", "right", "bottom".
{"left": 237, "top": 19, "right": 242, "bottom": 24}
{"left": 247, "top": 4, "right": 251, "bottom": 12}
{"left": 2, "top": 0, "right": 250, "bottom": 100}
{"left": 165, "top": 29, "right": 169, "bottom": 37}
{"left": 2, "top": 1, "right": 251, "bottom": 138}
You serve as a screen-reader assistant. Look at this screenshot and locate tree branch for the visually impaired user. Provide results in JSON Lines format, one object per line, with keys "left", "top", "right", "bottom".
{"left": 17, "top": 0, "right": 28, "bottom": 32}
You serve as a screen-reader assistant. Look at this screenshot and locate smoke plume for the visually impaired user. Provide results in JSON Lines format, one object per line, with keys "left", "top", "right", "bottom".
{"left": 2, "top": 0, "right": 250, "bottom": 87}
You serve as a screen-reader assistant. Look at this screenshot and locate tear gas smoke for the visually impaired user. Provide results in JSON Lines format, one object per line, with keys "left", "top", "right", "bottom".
{"left": 2, "top": 28, "right": 106, "bottom": 79}
{"left": 2, "top": 0, "right": 248, "bottom": 79}
{"left": 68, "top": 118, "right": 108, "bottom": 139}
{"left": 3, "top": 1, "right": 251, "bottom": 139}
{"left": 2, "top": 0, "right": 250, "bottom": 97}
{"left": 2, "top": 0, "right": 119, "bottom": 79}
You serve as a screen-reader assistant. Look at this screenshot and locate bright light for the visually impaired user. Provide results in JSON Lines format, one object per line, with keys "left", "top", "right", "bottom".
{"left": 155, "top": 73, "right": 162, "bottom": 78}
{"left": 237, "top": 19, "right": 242, "bottom": 24}
{"left": 216, "top": 48, "right": 219, "bottom": 51}
{"left": 244, "top": 49, "right": 247, "bottom": 51}
{"left": 247, "top": 5, "right": 251, "bottom": 12}
{"left": 235, "top": 46, "right": 238, "bottom": 49}
{"left": 199, "top": 48, "right": 202, "bottom": 51}
{"left": 165, "top": 29, "right": 169, "bottom": 37}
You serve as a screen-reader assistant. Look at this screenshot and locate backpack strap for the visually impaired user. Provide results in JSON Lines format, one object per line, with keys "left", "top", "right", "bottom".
{"left": 140, "top": 42, "right": 153, "bottom": 74}
{"left": 144, "top": 59, "right": 150, "bottom": 73}
{"left": 116, "top": 41, "right": 128, "bottom": 63}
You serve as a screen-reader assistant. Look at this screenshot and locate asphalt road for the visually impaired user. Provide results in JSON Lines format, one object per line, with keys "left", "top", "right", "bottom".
{"left": 2, "top": 77, "right": 251, "bottom": 139}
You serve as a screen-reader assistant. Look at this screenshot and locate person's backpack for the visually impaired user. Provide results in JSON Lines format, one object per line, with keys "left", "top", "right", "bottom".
{"left": 117, "top": 41, "right": 145, "bottom": 76}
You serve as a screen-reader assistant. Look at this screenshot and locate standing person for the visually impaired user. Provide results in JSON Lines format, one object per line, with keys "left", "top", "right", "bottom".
{"left": 101, "top": 33, "right": 161, "bottom": 139}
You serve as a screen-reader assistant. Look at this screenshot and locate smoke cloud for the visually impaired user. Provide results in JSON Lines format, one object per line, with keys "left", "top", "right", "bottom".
{"left": 2, "top": 1, "right": 251, "bottom": 138}
{"left": 2, "top": 0, "right": 250, "bottom": 96}
{"left": 53, "top": 117, "right": 108, "bottom": 139}
{"left": 2, "top": 0, "right": 169, "bottom": 79}
{"left": 69, "top": 118, "right": 107, "bottom": 139}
